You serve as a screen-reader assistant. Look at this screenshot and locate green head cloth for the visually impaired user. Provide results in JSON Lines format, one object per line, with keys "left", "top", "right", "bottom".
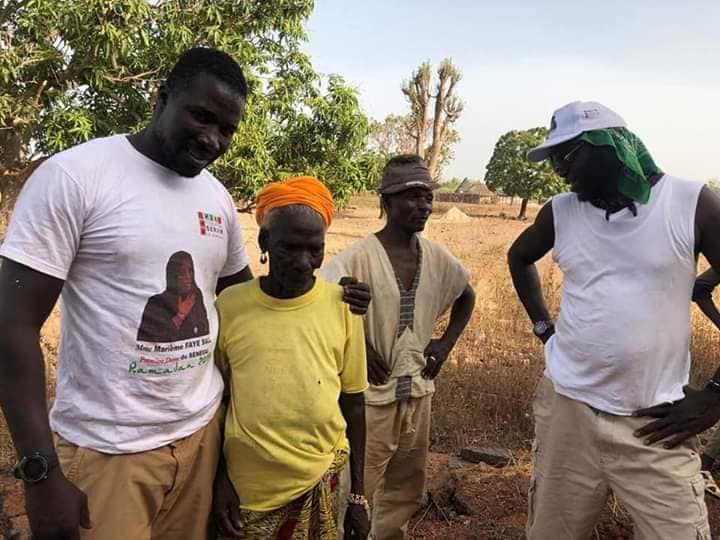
{"left": 577, "top": 127, "right": 662, "bottom": 204}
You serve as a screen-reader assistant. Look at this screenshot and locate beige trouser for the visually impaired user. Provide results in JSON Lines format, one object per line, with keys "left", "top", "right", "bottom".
{"left": 54, "top": 407, "right": 223, "bottom": 540}
{"left": 528, "top": 377, "right": 711, "bottom": 540}
{"left": 362, "top": 394, "right": 432, "bottom": 540}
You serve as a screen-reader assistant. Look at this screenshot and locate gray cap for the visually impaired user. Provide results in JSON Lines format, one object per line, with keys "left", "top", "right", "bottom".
{"left": 378, "top": 158, "right": 439, "bottom": 194}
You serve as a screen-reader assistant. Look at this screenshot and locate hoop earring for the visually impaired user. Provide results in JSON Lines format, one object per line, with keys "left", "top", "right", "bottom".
{"left": 260, "top": 252, "right": 268, "bottom": 264}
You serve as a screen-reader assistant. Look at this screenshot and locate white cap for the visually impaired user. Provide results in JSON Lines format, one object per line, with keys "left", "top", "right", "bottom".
{"left": 527, "top": 101, "right": 626, "bottom": 162}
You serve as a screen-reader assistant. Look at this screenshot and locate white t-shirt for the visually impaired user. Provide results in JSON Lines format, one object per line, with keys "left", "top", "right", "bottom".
{"left": 547, "top": 175, "right": 703, "bottom": 414}
{"left": 0, "top": 135, "right": 248, "bottom": 453}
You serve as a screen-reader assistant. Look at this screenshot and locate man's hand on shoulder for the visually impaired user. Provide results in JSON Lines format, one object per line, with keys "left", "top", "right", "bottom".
{"left": 339, "top": 277, "right": 371, "bottom": 315}
{"left": 633, "top": 385, "right": 720, "bottom": 448}
{"left": 25, "top": 469, "right": 91, "bottom": 539}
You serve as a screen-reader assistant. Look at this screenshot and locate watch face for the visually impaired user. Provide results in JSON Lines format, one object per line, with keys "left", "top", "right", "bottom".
{"left": 533, "top": 321, "right": 549, "bottom": 335}
{"left": 15, "top": 454, "right": 50, "bottom": 483}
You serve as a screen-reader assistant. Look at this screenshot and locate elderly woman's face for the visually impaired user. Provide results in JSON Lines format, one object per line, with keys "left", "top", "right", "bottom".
{"left": 266, "top": 212, "right": 325, "bottom": 294}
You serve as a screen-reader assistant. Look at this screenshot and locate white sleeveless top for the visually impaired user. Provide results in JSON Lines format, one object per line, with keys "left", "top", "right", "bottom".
{"left": 546, "top": 175, "right": 704, "bottom": 414}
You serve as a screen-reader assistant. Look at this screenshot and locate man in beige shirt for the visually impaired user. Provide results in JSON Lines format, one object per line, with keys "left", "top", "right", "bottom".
{"left": 322, "top": 154, "right": 475, "bottom": 539}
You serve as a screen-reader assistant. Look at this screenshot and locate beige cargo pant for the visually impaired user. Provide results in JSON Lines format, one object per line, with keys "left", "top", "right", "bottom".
{"left": 366, "top": 395, "right": 431, "bottom": 540}
{"left": 528, "top": 377, "right": 711, "bottom": 540}
{"left": 54, "top": 407, "right": 223, "bottom": 540}
{"left": 337, "top": 395, "right": 431, "bottom": 540}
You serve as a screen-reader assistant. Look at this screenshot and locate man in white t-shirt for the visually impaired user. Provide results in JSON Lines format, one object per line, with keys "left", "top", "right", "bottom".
{"left": 0, "top": 48, "right": 371, "bottom": 540}
{"left": 508, "top": 101, "right": 720, "bottom": 539}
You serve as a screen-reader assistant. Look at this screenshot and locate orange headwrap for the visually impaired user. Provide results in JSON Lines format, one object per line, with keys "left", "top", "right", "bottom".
{"left": 255, "top": 176, "right": 334, "bottom": 227}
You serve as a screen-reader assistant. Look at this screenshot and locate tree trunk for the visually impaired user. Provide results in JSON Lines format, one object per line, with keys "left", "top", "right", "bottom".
{"left": 402, "top": 62, "right": 431, "bottom": 159}
{"left": 425, "top": 60, "right": 461, "bottom": 178}
{"left": 518, "top": 198, "right": 529, "bottom": 220}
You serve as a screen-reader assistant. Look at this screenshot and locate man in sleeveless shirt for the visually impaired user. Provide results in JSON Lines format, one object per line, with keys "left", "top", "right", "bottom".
{"left": 508, "top": 101, "right": 720, "bottom": 539}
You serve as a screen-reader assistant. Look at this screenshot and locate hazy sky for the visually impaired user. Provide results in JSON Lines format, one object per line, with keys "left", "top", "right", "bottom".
{"left": 303, "top": 0, "right": 720, "bottom": 182}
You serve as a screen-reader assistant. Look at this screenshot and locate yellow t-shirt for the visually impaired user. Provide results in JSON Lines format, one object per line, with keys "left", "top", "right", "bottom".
{"left": 215, "top": 277, "right": 367, "bottom": 512}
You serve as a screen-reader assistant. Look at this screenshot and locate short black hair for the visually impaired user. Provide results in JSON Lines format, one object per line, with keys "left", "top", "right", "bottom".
{"left": 384, "top": 154, "right": 424, "bottom": 169}
{"left": 165, "top": 47, "right": 248, "bottom": 99}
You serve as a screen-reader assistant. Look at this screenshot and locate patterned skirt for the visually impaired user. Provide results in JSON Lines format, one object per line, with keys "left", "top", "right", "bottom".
{"left": 236, "top": 450, "right": 348, "bottom": 540}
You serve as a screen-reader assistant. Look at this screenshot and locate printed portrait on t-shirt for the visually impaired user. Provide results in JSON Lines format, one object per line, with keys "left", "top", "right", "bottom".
{"left": 137, "top": 251, "right": 210, "bottom": 343}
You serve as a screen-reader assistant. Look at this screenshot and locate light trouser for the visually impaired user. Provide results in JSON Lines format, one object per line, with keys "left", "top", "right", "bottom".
{"left": 528, "top": 377, "right": 711, "bottom": 540}
{"left": 54, "top": 406, "right": 223, "bottom": 540}
{"left": 366, "top": 395, "right": 431, "bottom": 540}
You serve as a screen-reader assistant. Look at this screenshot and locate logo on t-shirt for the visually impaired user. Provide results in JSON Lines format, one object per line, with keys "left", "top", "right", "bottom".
{"left": 198, "top": 211, "right": 225, "bottom": 238}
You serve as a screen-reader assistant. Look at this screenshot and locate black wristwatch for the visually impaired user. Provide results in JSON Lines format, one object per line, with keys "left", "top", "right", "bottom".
{"left": 13, "top": 452, "right": 59, "bottom": 484}
{"left": 532, "top": 320, "right": 554, "bottom": 338}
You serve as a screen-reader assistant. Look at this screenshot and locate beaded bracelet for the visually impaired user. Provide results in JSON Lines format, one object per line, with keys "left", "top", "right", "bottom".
{"left": 347, "top": 493, "right": 370, "bottom": 512}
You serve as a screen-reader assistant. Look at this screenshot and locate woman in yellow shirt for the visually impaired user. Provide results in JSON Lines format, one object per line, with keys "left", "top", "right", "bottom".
{"left": 212, "top": 177, "right": 369, "bottom": 539}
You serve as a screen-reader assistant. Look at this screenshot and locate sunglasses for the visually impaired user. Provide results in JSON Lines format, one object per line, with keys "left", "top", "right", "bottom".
{"left": 549, "top": 143, "right": 582, "bottom": 171}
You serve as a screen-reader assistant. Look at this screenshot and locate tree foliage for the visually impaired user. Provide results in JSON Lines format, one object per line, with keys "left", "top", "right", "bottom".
{"left": 485, "top": 127, "right": 566, "bottom": 219}
{"left": 368, "top": 114, "right": 415, "bottom": 157}
{"left": 400, "top": 59, "right": 462, "bottom": 179}
{"left": 369, "top": 111, "right": 460, "bottom": 180}
{"left": 0, "top": 0, "right": 374, "bottom": 207}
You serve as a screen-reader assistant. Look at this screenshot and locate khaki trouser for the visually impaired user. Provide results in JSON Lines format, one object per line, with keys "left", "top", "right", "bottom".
{"left": 363, "top": 394, "right": 432, "bottom": 540}
{"left": 528, "top": 377, "right": 711, "bottom": 540}
{"left": 54, "top": 407, "right": 223, "bottom": 540}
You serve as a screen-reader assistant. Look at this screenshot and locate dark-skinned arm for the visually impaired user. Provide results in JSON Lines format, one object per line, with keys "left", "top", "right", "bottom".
{"left": 635, "top": 186, "right": 720, "bottom": 447}
{"left": 0, "top": 258, "right": 91, "bottom": 538}
{"left": 339, "top": 391, "right": 369, "bottom": 538}
{"left": 422, "top": 283, "right": 476, "bottom": 379}
{"left": 693, "top": 268, "right": 720, "bottom": 330}
{"left": 211, "top": 314, "right": 242, "bottom": 538}
{"left": 507, "top": 202, "right": 556, "bottom": 342}
{"left": 216, "top": 265, "right": 253, "bottom": 295}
